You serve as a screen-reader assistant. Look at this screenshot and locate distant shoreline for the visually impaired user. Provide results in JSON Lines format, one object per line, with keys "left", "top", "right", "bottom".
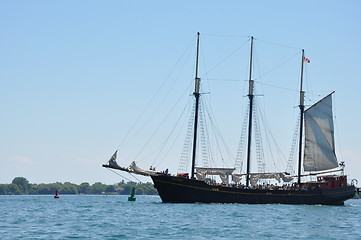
{"left": 1, "top": 177, "right": 157, "bottom": 195}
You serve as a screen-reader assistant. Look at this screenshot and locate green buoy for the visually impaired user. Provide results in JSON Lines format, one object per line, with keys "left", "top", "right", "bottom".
{"left": 128, "top": 186, "right": 136, "bottom": 201}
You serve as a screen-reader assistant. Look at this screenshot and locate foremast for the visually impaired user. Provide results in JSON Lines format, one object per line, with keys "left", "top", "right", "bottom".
{"left": 190, "top": 32, "right": 201, "bottom": 179}
{"left": 245, "top": 36, "right": 254, "bottom": 187}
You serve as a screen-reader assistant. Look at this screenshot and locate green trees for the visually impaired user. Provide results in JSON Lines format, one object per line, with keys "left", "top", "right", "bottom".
{"left": 7, "top": 184, "right": 21, "bottom": 195}
{"left": 0, "top": 184, "right": 6, "bottom": 194}
{"left": 89, "top": 182, "right": 107, "bottom": 194}
{"left": 61, "top": 182, "right": 79, "bottom": 194}
{"left": 78, "top": 182, "right": 90, "bottom": 194}
{"left": 0, "top": 177, "right": 157, "bottom": 195}
{"left": 12, "top": 177, "right": 30, "bottom": 194}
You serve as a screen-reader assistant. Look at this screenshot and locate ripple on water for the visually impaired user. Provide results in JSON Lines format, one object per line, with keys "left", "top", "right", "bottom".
{"left": 1, "top": 196, "right": 361, "bottom": 239}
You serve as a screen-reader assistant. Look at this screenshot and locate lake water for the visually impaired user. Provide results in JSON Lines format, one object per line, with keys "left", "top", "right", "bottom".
{"left": 1, "top": 195, "right": 360, "bottom": 239}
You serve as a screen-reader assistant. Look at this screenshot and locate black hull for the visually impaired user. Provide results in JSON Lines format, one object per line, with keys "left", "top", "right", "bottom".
{"left": 151, "top": 174, "right": 355, "bottom": 205}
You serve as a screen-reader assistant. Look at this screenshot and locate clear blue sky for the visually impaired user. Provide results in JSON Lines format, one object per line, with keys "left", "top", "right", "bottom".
{"left": 1, "top": 1, "right": 360, "bottom": 185}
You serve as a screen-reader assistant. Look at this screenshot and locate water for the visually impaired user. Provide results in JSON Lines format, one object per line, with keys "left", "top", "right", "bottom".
{"left": 1, "top": 195, "right": 360, "bottom": 239}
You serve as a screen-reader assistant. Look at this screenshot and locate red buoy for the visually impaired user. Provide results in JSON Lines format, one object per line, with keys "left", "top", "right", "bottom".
{"left": 54, "top": 189, "right": 59, "bottom": 199}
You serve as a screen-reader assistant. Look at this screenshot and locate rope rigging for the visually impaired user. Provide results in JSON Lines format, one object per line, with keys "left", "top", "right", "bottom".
{"left": 133, "top": 81, "right": 193, "bottom": 162}
{"left": 107, "top": 34, "right": 313, "bottom": 186}
{"left": 145, "top": 95, "right": 193, "bottom": 167}
{"left": 113, "top": 35, "right": 197, "bottom": 153}
{"left": 235, "top": 105, "right": 249, "bottom": 173}
{"left": 286, "top": 114, "right": 300, "bottom": 175}
{"left": 178, "top": 100, "right": 196, "bottom": 173}
{"left": 106, "top": 168, "right": 158, "bottom": 194}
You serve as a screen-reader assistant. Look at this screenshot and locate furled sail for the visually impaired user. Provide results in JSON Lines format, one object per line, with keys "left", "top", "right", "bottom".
{"left": 195, "top": 167, "right": 235, "bottom": 184}
{"left": 102, "top": 153, "right": 158, "bottom": 176}
{"left": 250, "top": 173, "right": 294, "bottom": 186}
{"left": 129, "top": 161, "right": 157, "bottom": 176}
{"left": 303, "top": 93, "right": 339, "bottom": 171}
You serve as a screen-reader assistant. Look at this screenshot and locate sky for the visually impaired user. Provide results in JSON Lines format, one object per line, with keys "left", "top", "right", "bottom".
{"left": 1, "top": 1, "right": 360, "bottom": 185}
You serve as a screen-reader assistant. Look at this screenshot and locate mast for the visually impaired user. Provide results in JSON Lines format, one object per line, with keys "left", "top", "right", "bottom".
{"left": 245, "top": 36, "right": 254, "bottom": 187}
{"left": 297, "top": 49, "right": 305, "bottom": 185}
{"left": 191, "top": 32, "right": 201, "bottom": 179}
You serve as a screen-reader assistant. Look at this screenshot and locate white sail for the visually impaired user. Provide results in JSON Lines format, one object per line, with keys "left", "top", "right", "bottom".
{"left": 195, "top": 167, "right": 235, "bottom": 184}
{"left": 129, "top": 161, "right": 157, "bottom": 176}
{"left": 303, "top": 93, "right": 338, "bottom": 171}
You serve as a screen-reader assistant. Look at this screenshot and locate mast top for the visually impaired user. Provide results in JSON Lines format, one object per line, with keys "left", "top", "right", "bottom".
{"left": 194, "top": 32, "right": 201, "bottom": 96}
{"left": 248, "top": 37, "right": 254, "bottom": 96}
{"left": 299, "top": 49, "right": 305, "bottom": 106}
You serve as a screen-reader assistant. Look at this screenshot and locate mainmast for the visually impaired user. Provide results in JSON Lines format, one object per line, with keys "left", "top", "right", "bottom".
{"left": 191, "top": 32, "right": 201, "bottom": 179}
{"left": 245, "top": 36, "right": 254, "bottom": 187}
{"left": 297, "top": 49, "right": 305, "bottom": 185}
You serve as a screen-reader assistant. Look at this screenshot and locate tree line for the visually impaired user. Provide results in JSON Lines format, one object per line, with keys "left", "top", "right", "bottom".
{"left": 0, "top": 177, "right": 157, "bottom": 195}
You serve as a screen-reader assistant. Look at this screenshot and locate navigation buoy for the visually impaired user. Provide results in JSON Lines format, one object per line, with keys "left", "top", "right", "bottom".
{"left": 54, "top": 189, "right": 59, "bottom": 199}
{"left": 128, "top": 186, "right": 136, "bottom": 201}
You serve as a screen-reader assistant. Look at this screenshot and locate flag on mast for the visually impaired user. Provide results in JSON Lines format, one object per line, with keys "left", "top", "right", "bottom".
{"left": 303, "top": 56, "right": 311, "bottom": 63}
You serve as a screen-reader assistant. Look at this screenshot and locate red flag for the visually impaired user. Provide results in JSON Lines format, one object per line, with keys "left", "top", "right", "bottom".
{"left": 303, "top": 57, "right": 310, "bottom": 63}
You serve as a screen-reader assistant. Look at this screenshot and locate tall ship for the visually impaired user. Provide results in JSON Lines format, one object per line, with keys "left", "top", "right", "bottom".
{"left": 103, "top": 33, "right": 355, "bottom": 205}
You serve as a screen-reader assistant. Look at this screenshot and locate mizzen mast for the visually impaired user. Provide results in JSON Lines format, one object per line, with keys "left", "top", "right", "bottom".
{"left": 190, "top": 32, "right": 201, "bottom": 179}
{"left": 297, "top": 49, "right": 305, "bottom": 185}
